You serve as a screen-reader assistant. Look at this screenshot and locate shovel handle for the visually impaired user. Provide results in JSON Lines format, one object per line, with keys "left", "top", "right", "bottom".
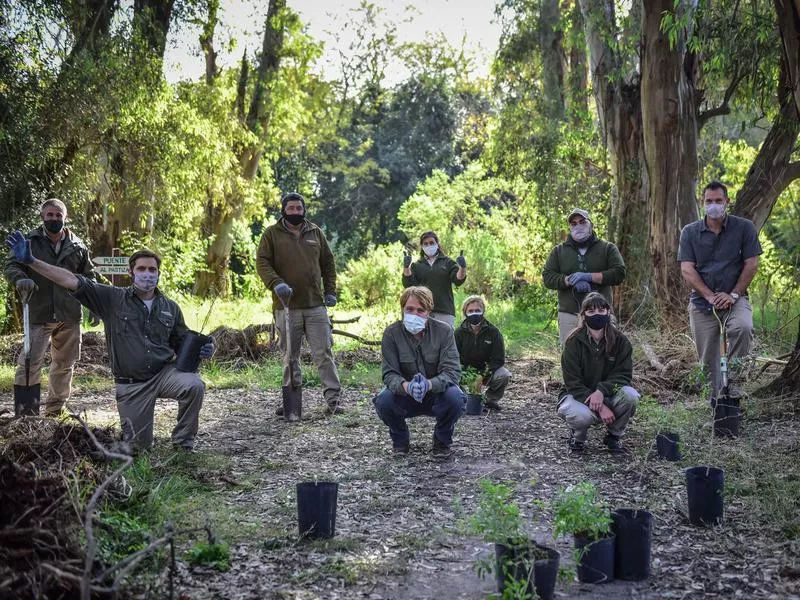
{"left": 23, "top": 303, "right": 30, "bottom": 355}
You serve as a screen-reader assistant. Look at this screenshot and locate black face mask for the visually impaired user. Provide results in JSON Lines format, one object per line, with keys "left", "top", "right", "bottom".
{"left": 585, "top": 313, "right": 609, "bottom": 330}
{"left": 466, "top": 313, "right": 484, "bottom": 326}
{"left": 44, "top": 220, "right": 64, "bottom": 234}
{"left": 283, "top": 212, "right": 305, "bottom": 226}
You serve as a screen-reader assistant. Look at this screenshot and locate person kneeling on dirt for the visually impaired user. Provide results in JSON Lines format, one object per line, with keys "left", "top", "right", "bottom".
{"left": 557, "top": 292, "right": 638, "bottom": 454}
{"left": 373, "top": 286, "right": 465, "bottom": 458}
{"left": 454, "top": 295, "right": 510, "bottom": 411}
{"left": 5, "top": 232, "right": 213, "bottom": 452}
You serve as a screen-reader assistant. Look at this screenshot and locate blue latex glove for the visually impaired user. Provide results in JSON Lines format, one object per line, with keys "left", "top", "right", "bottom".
{"left": 456, "top": 253, "right": 467, "bottom": 268}
{"left": 325, "top": 294, "right": 337, "bottom": 307}
{"left": 574, "top": 280, "right": 592, "bottom": 293}
{"left": 409, "top": 373, "right": 431, "bottom": 402}
{"left": 567, "top": 271, "right": 592, "bottom": 286}
{"left": 274, "top": 282, "right": 292, "bottom": 304}
{"left": 5, "top": 231, "right": 33, "bottom": 264}
{"left": 199, "top": 342, "right": 215, "bottom": 359}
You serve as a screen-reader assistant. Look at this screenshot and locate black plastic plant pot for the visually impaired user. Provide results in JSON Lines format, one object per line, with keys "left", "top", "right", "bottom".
{"left": 685, "top": 466, "right": 724, "bottom": 526}
{"left": 712, "top": 397, "right": 741, "bottom": 438}
{"left": 465, "top": 393, "right": 484, "bottom": 416}
{"left": 297, "top": 481, "right": 338, "bottom": 539}
{"left": 494, "top": 542, "right": 560, "bottom": 600}
{"left": 574, "top": 533, "right": 615, "bottom": 584}
{"left": 656, "top": 432, "right": 682, "bottom": 461}
{"left": 612, "top": 509, "right": 652, "bottom": 581}
{"left": 175, "top": 331, "right": 212, "bottom": 373}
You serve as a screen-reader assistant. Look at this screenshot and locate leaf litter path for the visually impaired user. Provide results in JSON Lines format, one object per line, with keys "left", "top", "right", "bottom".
{"left": 2, "top": 359, "right": 798, "bottom": 600}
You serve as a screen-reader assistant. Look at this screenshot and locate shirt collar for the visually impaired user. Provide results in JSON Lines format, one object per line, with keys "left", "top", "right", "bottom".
{"left": 701, "top": 214, "right": 728, "bottom": 232}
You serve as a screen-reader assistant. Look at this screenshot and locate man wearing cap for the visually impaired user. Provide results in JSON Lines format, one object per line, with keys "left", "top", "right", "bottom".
{"left": 4, "top": 236, "right": 213, "bottom": 451}
{"left": 542, "top": 208, "right": 627, "bottom": 346}
{"left": 4, "top": 199, "right": 101, "bottom": 416}
{"left": 678, "top": 181, "right": 761, "bottom": 402}
{"left": 256, "top": 192, "right": 343, "bottom": 415}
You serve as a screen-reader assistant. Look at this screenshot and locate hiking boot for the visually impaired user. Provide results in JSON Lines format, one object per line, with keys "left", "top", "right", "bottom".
{"left": 393, "top": 445, "right": 410, "bottom": 456}
{"left": 483, "top": 400, "right": 502, "bottom": 412}
{"left": 325, "top": 403, "right": 346, "bottom": 415}
{"left": 432, "top": 435, "right": 454, "bottom": 459}
{"left": 603, "top": 434, "right": 626, "bottom": 454}
{"left": 568, "top": 438, "right": 586, "bottom": 453}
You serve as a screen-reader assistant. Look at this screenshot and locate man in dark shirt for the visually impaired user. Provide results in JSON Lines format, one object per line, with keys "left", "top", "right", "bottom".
{"left": 374, "top": 286, "right": 465, "bottom": 458}
{"left": 678, "top": 181, "right": 761, "bottom": 401}
{"left": 4, "top": 199, "right": 100, "bottom": 416}
{"left": 454, "top": 295, "right": 510, "bottom": 411}
{"left": 5, "top": 231, "right": 213, "bottom": 451}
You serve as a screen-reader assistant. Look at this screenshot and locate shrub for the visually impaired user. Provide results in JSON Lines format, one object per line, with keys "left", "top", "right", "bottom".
{"left": 339, "top": 242, "right": 405, "bottom": 309}
{"left": 552, "top": 482, "right": 612, "bottom": 542}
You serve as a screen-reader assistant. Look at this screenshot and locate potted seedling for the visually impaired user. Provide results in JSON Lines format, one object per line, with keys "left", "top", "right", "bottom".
{"left": 552, "top": 482, "right": 615, "bottom": 584}
{"left": 461, "top": 366, "right": 484, "bottom": 416}
{"left": 467, "top": 479, "right": 560, "bottom": 600}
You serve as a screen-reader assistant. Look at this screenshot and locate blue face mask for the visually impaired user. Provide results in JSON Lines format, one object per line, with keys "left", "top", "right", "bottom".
{"left": 133, "top": 272, "right": 158, "bottom": 293}
{"left": 403, "top": 313, "right": 427, "bottom": 334}
{"left": 423, "top": 243, "right": 439, "bottom": 257}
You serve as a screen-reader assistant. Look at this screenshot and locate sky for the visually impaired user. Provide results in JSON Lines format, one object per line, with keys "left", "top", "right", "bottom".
{"left": 163, "top": 0, "right": 503, "bottom": 84}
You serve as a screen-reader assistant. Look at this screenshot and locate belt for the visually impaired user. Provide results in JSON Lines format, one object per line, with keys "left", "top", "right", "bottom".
{"left": 114, "top": 377, "right": 151, "bottom": 385}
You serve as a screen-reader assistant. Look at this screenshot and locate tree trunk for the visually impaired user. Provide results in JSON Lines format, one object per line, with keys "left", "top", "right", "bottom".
{"left": 133, "top": 0, "right": 175, "bottom": 60}
{"left": 539, "top": 0, "right": 565, "bottom": 120}
{"left": 566, "top": 0, "right": 588, "bottom": 121}
{"left": 196, "top": 0, "right": 286, "bottom": 297}
{"left": 733, "top": 2, "right": 800, "bottom": 230}
{"left": 578, "top": 0, "right": 648, "bottom": 320}
{"left": 641, "top": 0, "right": 700, "bottom": 320}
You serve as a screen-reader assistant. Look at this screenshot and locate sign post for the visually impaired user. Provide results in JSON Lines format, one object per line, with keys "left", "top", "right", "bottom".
{"left": 93, "top": 251, "right": 129, "bottom": 285}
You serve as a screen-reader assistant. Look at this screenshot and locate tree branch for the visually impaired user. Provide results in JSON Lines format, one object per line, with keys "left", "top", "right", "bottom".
{"left": 697, "top": 68, "right": 746, "bottom": 130}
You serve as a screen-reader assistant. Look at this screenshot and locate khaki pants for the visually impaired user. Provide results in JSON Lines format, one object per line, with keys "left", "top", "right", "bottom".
{"left": 275, "top": 306, "right": 341, "bottom": 406}
{"left": 430, "top": 312, "right": 455, "bottom": 329}
{"left": 557, "top": 386, "right": 639, "bottom": 442}
{"left": 484, "top": 367, "right": 511, "bottom": 403}
{"left": 557, "top": 312, "right": 579, "bottom": 347}
{"left": 115, "top": 364, "right": 205, "bottom": 449}
{"left": 15, "top": 322, "right": 81, "bottom": 416}
{"left": 688, "top": 298, "right": 754, "bottom": 399}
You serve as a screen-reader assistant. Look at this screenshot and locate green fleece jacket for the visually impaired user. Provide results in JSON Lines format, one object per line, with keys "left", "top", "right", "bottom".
{"left": 256, "top": 218, "right": 336, "bottom": 310}
{"left": 541, "top": 234, "right": 626, "bottom": 314}
{"left": 454, "top": 318, "right": 505, "bottom": 378}
{"left": 4, "top": 226, "right": 98, "bottom": 324}
{"left": 381, "top": 318, "right": 461, "bottom": 396}
{"left": 558, "top": 327, "right": 633, "bottom": 404}
{"left": 402, "top": 254, "right": 465, "bottom": 316}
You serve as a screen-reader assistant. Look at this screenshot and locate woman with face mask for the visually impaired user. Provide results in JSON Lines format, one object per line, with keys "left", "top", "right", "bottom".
{"left": 402, "top": 231, "right": 466, "bottom": 329}
{"left": 454, "top": 295, "right": 511, "bottom": 411}
{"left": 556, "top": 292, "right": 639, "bottom": 454}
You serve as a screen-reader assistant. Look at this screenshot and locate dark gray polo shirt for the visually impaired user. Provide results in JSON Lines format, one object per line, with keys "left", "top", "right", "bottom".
{"left": 72, "top": 276, "right": 188, "bottom": 380}
{"left": 677, "top": 214, "right": 762, "bottom": 306}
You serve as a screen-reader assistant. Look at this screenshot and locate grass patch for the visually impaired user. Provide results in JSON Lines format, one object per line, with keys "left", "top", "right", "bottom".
{"left": 185, "top": 542, "right": 231, "bottom": 571}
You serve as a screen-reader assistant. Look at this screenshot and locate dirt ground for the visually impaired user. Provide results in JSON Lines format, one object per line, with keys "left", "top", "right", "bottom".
{"left": 1, "top": 357, "right": 799, "bottom": 600}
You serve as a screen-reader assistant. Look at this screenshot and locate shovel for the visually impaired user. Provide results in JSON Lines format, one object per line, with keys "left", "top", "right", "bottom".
{"left": 14, "top": 278, "right": 40, "bottom": 416}
{"left": 279, "top": 294, "right": 302, "bottom": 422}
{"left": 712, "top": 307, "right": 740, "bottom": 438}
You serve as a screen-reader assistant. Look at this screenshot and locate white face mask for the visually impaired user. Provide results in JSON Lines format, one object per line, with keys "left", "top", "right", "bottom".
{"left": 422, "top": 243, "right": 439, "bottom": 257}
{"left": 704, "top": 202, "right": 726, "bottom": 220}
{"left": 570, "top": 223, "right": 593, "bottom": 243}
{"left": 133, "top": 272, "right": 158, "bottom": 293}
{"left": 403, "top": 313, "right": 427, "bottom": 334}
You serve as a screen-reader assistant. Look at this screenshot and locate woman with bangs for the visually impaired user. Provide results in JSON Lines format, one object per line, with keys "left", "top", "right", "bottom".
{"left": 556, "top": 292, "right": 639, "bottom": 454}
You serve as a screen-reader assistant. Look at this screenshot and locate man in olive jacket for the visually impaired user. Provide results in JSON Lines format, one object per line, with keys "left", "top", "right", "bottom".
{"left": 4, "top": 199, "right": 100, "bottom": 416}
{"left": 541, "top": 208, "right": 626, "bottom": 346}
{"left": 256, "top": 192, "right": 343, "bottom": 414}
{"left": 454, "top": 295, "right": 510, "bottom": 411}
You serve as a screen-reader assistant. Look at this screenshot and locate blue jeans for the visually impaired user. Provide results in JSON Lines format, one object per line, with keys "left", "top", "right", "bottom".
{"left": 373, "top": 385, "right": 465, "bottom": 448}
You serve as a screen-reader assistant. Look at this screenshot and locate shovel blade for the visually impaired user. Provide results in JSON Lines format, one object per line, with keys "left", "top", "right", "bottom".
{"left": 14, "top": 384, "right": 41, "bottom": 417}
{"left": 282, "top": 385, "right": 303, "bottom": 422}
{"left": 712, "top": 395, "right": 741, "bottom": 438}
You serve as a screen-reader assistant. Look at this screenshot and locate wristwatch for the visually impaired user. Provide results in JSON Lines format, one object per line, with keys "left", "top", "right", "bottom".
{"left": 730, "top": 292, "right": 740, "bottom": 301}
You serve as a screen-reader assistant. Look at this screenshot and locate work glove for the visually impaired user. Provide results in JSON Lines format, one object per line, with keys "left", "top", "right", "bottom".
{"left": 567, "top": 271, "right": 592, "bottom": 286}
{"left": 324, "top": 294, "right": 337, "bottom": 307}
{"left": 199, "top": 341, "right": 215, "bottom": 359}
{"left": 5, "top": 231, "right": 33, "bottom": 264}
{"left": 456, "top": 251, "right": 467, "bottom": 269}
{"left": 409, "top": 373, "right": 431, "bottom": 403}
{"left": 15, "top": 279, "right": 38, "bottom": 294}
{"left": 403, "top": 252, "right": 412, "bottom": 268}
{"left": 274, "top": 282, "right": 293, "bottom": 304}
{"left": 574, "top": 280, "right": 592, "bottom": 293}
